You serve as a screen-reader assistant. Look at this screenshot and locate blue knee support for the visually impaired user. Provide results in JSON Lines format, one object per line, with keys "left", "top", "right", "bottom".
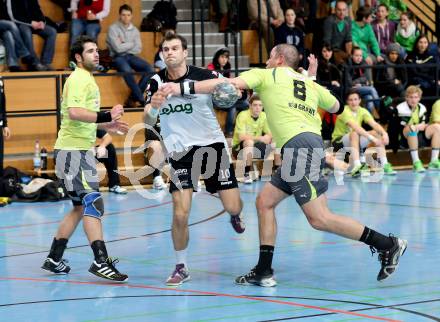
{"left": 82, "top": 192, "right": 104, "bottom": 219}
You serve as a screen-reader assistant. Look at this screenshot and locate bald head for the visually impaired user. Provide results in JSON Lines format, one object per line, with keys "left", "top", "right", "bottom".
{"left": 272, "top": 44, "right": 299, "bottom": 69}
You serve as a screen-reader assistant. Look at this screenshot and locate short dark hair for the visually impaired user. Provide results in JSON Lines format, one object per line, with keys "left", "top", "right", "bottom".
{"left": 119, "top": 4, "right": 132, "bottom": 13}
{"left": 346, "top": 89, "right": 361, "bottom": 100}
{"left": 377, "top": 3, "right": 389, "bottom": 11}
{"left": 355, "top": 6, "right": 372, "bottom": 21}
{"left": 70, "top": 35, "right": 96, "bottom": 63}
{"left": 161, "top": 31, "right": 188, "bottom": 50}
{"left": 351, "top": 46, "right": 362, "bottom": 55}
{"left": 249, "top": 94, "right": 261, "bottom": 105}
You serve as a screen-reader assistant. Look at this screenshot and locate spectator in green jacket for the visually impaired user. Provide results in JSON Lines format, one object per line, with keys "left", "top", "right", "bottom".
{"left": 351, "top": 6, "right": 384, "bottom": 65}
{"left": 395, "top": 11, "right": 419, "bottom": 54}
{"left": 378, "top": 0, "right": 407, "bottom": 22}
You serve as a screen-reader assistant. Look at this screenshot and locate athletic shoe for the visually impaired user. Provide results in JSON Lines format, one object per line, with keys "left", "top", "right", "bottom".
{"left": 428, "top": 160, "right": 440, "bottom": 171}
{"left": 230, "top": 213, "right": 245, "bottom": 233}
{"left": 153, "top": 176, "right": 167, "bottom": 190}
{"left": 41, "top": 257, "right": 71, "bottom": 274}
{"left": 372, "top": 236, "right": 408, "bottom": 281}
{"left": 351, "top": 164, "right": 368, "bottom": 178}
{"left": 235, "top": 267, "right": 277, "bottom": 287}
{"left": 89, "top": 258, "right": 128, "bottom": 282}
{"left": 166, "top": 264, "right": 190, "bottom": 286}
{"left": 383, "top": 163, "right": 397, "bottom": 175}
{"left": 109, "top": 185, "right": 127, "bottom": 194}
{"left": 243, "top": 173, "right": 253, "bottom": 184}
{"left": 413, "top": 160, "right": 426, "bottom": 173}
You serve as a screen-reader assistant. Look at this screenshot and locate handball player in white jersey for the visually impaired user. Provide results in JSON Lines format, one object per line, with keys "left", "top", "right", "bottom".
{"left": 143, "top": 32, "right": 245, "bottom": 286}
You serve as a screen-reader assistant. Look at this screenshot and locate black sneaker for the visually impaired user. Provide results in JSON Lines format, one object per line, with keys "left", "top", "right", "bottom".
{"left": 41, "top": 257, "right": 71, "bottom": 274}
{"left": 235, "top": 267, "right": 277, "bottom": 287}
{"left": 373, "top": 236, "right": 408, "bottom": 281}
{"left": 88, "top": 258, "right": 128, "bottom": 282}
{"left": 230, "top": 213, "right": 245, "bottom": 233}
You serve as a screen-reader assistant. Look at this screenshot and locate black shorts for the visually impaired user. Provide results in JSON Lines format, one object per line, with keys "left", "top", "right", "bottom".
{"left": 145, "top": 124, "right": 161, "bottom": 142}
{"left": 169, "top": 142, "right": 238, "bottom": 194}
{"left": 271, "top": 132, "right": 328, "bottom": 206}
{"left": 232, "top": 141, "right": 272, "bottom": 159}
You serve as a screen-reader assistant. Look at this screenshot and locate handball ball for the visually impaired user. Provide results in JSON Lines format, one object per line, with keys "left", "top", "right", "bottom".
{"left": 212, "top": 82, "right": 240, "bottom": 108}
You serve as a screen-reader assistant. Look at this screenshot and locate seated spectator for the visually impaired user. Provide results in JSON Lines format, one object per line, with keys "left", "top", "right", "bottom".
{"left": 0, "top": 77, "right": 11, "bottom": 177}
{"left": 95, "top": 129, "right": 127, "bottom": 194}
{"left": 351, "top": 6, "right": 384, "bottom": 65}
{"left": 375, "top": 42, "right": 407, "bottom": 98}
{"left": 274, "top": 9, "right": 305, "bottom": 60}
{"left": 143, "top": 120, "right": 167, "bottom": 190}
{"left": 70, "top": 0, "right": 110, "bottom": 45}
{"left": 396, "top": 86, "right": 440, "bottom": 172}
{"left": 232, "top": 95, "right": 279, "bottom": 183}
{"left": 431, "top": 99, "right": 440, "bottom": 125}
{"left": 207, "top": 47, "right": 231, "bottom": 77}
{"left": 207, "top": 47, "right": 249, "bottom": 136}
{"left": 322, "top": 0, "right": 352, "bottom": 65}
{"left": 0, "top": 1, "right": 32, "bottom": 72}
{"left": 344, "top": 47, "right": 380, "bottom": 114}
{"left": 371, "top": 4, "right": 397, "bottom": 55}
{"left": 247, "top": 0, "right": 284, "bottom": 49}
{"left": 331, "top": 90, "right": 396, "bottom": 177}
{"left": 7, "top": 0, "right": 57, "bottom": 71}
{"left": 406, "top": 34, "right": 439, "bottom": 97}
{"left": 317, "top": 43, "right": 343, "bottom": 102}
{"left": 107, "top": 4, "right": 153, "bottom": 108}
{"left": 378, "top": 0, "right": 407, "bottom": 22}
{"left": 395, "top": 11, "right": 419, "bottom": 54}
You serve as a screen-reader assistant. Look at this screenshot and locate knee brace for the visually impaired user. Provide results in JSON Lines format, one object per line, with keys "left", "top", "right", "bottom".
{"left": 82, "top": 192, "right": 104, "bottom": 219}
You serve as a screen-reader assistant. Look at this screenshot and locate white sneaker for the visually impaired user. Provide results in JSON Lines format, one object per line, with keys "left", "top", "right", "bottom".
{"left": 153, "top": 176, "right": 167, "bottom": 190}
{"left": 109, "top": 185, "right": 127, "bottom": 194}
{"left": 243, "top": 173, "right": 253, "bottom": 184}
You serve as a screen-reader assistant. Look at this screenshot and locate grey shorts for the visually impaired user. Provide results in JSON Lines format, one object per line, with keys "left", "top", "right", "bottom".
{"left": 54, "top": 149, "right": 99, "bottom": 206}
{"left": 271, "top": 132, "right": 328, "bottom": 206}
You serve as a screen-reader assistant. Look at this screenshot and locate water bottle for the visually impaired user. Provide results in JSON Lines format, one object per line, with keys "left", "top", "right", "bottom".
{"left": 40, "top": 147, "right": 48, "bottom": 170}
{"left": 33, "top": 140, "right": 41, "bottom": 170}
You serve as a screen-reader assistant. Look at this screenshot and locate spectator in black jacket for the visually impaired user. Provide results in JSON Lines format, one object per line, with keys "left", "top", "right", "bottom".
{"left": 6, "top": 0, "right": 57, "bottom": 71}
{"left": 317, "top": 43, "right": 343, "bottom": 103}
{"left": 274, "top": 9, "right": 305, "bottom": 59}
{"left": 375, "top": 42, "right": 407, "bottom": 98}
{"left": 0, "top": 78, "right": 11, "bottom": 176}
{"left": 406, "top": 34, "right": 439, "bottom": 97}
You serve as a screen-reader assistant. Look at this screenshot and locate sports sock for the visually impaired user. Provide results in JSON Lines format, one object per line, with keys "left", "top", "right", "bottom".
{"left": 359, "top": 227, "right": 394, "bottom": 250}
{"left": 176, "top": 249, "right": 187, "bottom": 267}
{"left": 431, "top": 148, "right": 439, "bottom": 162}
{"left": 91, "top": 240, "right": 108, "bottom": 263}
{"left": 48, "top": 238, "right": 68, "bottom": 262}
{"left": 256, "top": 245, "right": 274, "bottom": 274}
{"left": 152, "top": 168, "right": 160, "bottom": 178}
{"left": 244, "top": 166, "right": 251, "bottom": 175}
{"left": 410, "top": 150, "right": 420, "bottom": 163}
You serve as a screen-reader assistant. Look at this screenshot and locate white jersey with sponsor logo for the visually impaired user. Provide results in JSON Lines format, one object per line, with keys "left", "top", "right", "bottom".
{"left": 145, "top": 66, "right": 226, "bottom": 154}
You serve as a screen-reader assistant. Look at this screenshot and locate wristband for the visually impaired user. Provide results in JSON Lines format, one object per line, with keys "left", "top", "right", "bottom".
{"left": 367, "top": 134, "right": 375, "bottom": 141}
{"left": 148, "top": 107, "right": 159, "bottom": 118}
{"left": 96, "top": 111, "right": 112, "bottom": 123}
{"left": 180, "top": 81, "right": 195, "bottom": 96}
{"left": 408, "top": 131, "right": 418, "bottom": 137}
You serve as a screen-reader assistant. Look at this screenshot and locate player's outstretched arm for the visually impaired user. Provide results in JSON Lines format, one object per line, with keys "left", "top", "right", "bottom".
{"left": 69, "top": 104, "right": 124, "bottom": 123}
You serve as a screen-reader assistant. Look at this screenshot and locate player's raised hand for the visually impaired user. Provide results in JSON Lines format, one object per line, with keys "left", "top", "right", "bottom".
{"left": 104, "top": 120, "right": 129, "bottom": 135}
{"left": 307, "top": 54, "right": 318, "bottom": 77}
{"left": 151, "top": 91, "right": 167, "bottom": 108}
{"left": 160, "top": 83, "right": 180, "bottom": 97}
{"left": 110, "top": 104, "right": 124, "bottom": 120}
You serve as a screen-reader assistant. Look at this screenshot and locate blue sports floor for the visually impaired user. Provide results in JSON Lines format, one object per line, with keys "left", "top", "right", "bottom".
{"left": 0, "top": 170, "right": 439, "bottom": 321}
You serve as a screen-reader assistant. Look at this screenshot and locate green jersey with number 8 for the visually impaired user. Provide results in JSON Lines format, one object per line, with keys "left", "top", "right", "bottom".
{"left": 239, "top": 67, "right": 337, "bottom": 148}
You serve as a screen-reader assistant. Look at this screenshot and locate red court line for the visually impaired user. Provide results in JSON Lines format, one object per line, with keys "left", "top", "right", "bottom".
{"left": 0, "top": 200, "right": 173, "bottom": 231}
{"left": 0, "top": 276, "right": 401, "bottom": 321}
